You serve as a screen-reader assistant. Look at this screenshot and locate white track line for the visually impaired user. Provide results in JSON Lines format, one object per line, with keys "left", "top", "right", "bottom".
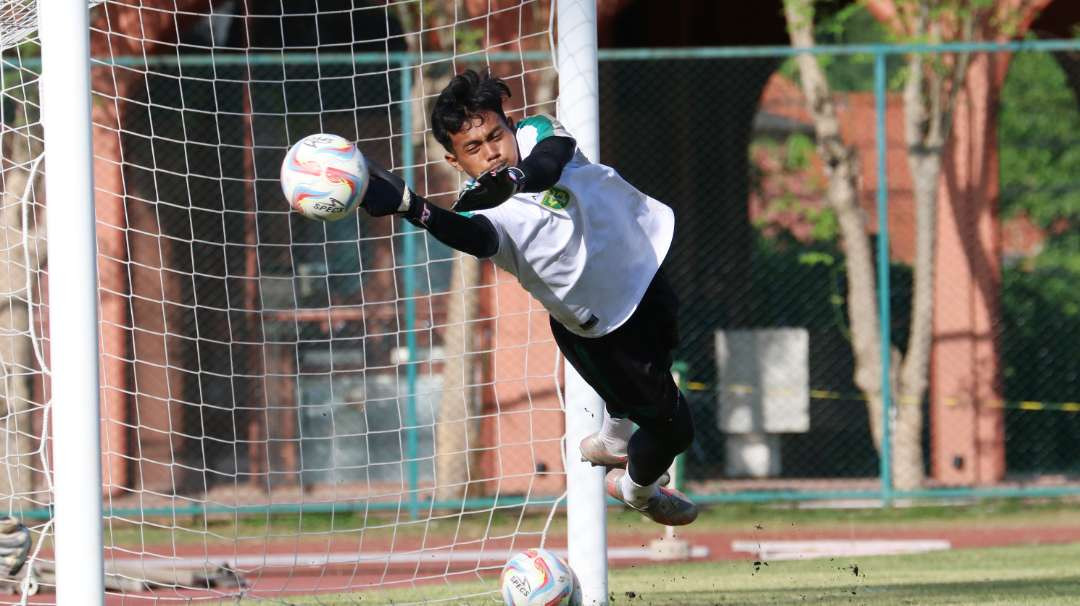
{"left": 106, "top": 545, "right": 711, "bottom": 571}
{"left": 732, "top": 539, "right": 951, "bottom": 561}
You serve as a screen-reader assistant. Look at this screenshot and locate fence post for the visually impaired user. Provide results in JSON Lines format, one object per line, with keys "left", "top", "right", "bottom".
{"left": 874, "top": 50, "right": 894, "bottom": 505}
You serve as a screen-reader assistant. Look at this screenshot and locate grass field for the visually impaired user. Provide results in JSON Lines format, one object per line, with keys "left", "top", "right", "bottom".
{"left": 238, "top": 541, "right": 1080, "bottom": 605}
{"left": 93, "top": 499, "right": 1080, "bottom": 605}
{"left": 102, "top": 497, "right": 1080, "bottom": 546}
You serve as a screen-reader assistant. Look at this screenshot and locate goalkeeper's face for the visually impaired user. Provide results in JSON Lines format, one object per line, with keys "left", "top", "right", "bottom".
{"left": 444, "top": 110, "right": 519, "bottom": 179}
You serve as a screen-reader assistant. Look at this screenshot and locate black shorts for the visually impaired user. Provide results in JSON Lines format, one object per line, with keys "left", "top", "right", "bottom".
{"left": 549, "top": 268, "right": 681, "bottom": 423}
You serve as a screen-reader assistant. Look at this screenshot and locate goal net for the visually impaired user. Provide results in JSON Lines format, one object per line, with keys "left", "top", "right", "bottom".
{"left": 1, "top": 0, "right": 581, "bottom": 602}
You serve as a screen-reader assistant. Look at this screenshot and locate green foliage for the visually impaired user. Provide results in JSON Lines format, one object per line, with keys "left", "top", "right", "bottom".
{"left": 798, "top": 250, "right": 836, "bottom": 267}
{"left": 750, "top": 232, "right": 845, "bottom": 332}
{"left": 778, "top": 2, "right": 902, "bottom": 92}
{"left": 807, "top": 204, "right": 840, "bottom": 240}
{"left": 998, "top": 52, "right": 1080, "bottom": 470}
{"left": 750, "top": 135, "right": 839, "bottom": 242}
{"left": 0, "top": 42, "right": 42, "bottom": 134}
{"left": 999, "top": 52, "right": 1080, "bottom": 232}
{"left": 415, "top": 2, "right": 485, "bottom": 52}
{"left": 1002, "top": 260, "right": 1080, "bottom": 473}
{"left": 783, "top": 132, "right": 816, "bottom": 171}
{"left": 454, "top": 26, "right": 484, "bottom": 53}
{"left": 1003, "top": 264, "right": 1080, "bottom": 398}
{"left": 1035, "top": 231, "right": 1080, "bottom": 280}
{"left": 754, "top": 228, "right": 913, "bottom": 354}
{"left": 1, "top": 41, "right": 41, "bottom": 98}
{"left": 997, "top": 54, "right": 1080, "bottom": 450}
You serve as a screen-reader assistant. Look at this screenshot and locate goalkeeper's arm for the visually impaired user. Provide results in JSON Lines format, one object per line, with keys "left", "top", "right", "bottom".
{"left": 515, "top": 135, "right": 575, "bottom": 192}
{"left": 361, "top": 162, "right": 500, "bottom": 259}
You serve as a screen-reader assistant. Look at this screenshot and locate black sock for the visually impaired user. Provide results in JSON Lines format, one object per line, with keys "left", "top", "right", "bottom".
{"left": 626, "top": 393, "right": 694, "bottom": 485}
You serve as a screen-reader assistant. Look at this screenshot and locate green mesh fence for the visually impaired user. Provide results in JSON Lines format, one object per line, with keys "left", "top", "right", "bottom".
{"left": 109, "top": 43, "right": 1080, "bottom": 504}
{"left": 6, "top": 42, "right": 1079, "bottom": 516}
{"left": 597, "top": 45, "right": 1080, "bottom": 499}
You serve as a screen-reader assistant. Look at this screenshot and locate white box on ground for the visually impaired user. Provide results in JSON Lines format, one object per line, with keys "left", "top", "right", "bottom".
{"left": 715, "top": 328, "right": 809, "bottom": 477}
{"left": 724, "top": 432, "right": 782, "bottom": 477}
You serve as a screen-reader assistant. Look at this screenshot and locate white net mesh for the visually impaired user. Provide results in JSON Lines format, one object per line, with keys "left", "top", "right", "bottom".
{"left": 0, "top": 1, "right": 38, "bottom": 51}
{"left": 2, "top": 1, "right": 567, "bottom": 601}
{"left": 0, "top": 0, "right": 50, "bottom": 596}
{"left": 0, "top": 1, "right": 104, "bottom": 50}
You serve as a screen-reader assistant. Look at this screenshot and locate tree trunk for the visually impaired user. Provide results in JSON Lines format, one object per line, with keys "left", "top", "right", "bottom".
{"left": 784, "top": 0, "right": 890, "bottom": 454}
{"left": 892, "top": 50, "right": 943, "bottom": 489}
{"left": 892, "top": 152, "right": 938, "bottom": 487}
{"left": 865, "top": 0, "right": 1052, "bottom": 490}
{"left": 434, "top": 253, "right": 481, "bottom": 501}
{"left": 0, "top": 115, "right": 43, "bottom": 509}
{"left": 417, "top": 0, "right": 555, "bottom": 501}
{"left": 895, "top": 31, "right": 972, "bottom": 489}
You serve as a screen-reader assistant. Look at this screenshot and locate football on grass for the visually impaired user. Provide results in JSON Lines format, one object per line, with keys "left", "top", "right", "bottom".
{"left": 280, "top": 133, "right": 369, "bottom": 221}
{"left": 500, "top": 548, "right": 576, "bottom": 605}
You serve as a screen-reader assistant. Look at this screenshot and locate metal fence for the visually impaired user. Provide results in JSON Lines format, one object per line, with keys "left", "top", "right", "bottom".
{"left": 100, "top": 40, "right": 1080, "bottom": 508}
{"left": 5, "top": 41, "right": 1080, "bottom": 520}
{"left": 596, "top": 41, "right": 1080, "bottom": 503}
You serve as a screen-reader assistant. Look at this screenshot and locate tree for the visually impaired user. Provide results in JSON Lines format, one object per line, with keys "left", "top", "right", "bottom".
{"left": 785, "top": 0, "right": 1050, "bottom": 489}
{"left": 392, "top": 2, "right": 485, "bottom": 503}
{"left": 392, "top": 1, "right": 556, "bottom": 500}
{"left": 0, "top": 45, "right": 45, "bottom": 508}
{"left": 997, "top": 50, "right": 1080, "bottom": 472}
{"left": 783, "top": 0, "right": 893, "bottom": 480}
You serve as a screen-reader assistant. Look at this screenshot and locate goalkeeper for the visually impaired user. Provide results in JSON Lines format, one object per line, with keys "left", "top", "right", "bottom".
{"left": 360, "top": 69, "right": 696, "bottom": 526}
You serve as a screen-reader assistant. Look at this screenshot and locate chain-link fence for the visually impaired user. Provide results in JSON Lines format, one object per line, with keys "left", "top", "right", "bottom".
{"left": 5, "top": 42, "right": 1079, "bottom": 520}
{"left": 599, "top": 43, "right": 1080, "bottom": 500}
{"left": 99, "top": 42, "right": 1080, "bottom": 505}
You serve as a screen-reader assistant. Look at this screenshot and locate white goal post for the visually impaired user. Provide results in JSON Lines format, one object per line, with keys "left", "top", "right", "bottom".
{"left": 19, "top": 0, "right": 610, "bottom": 604}
{"left": 39, "top": 0, "right": 104, "bottom": 602}
{"left": 556, "top": 1, "right": 609, "bottom": 605}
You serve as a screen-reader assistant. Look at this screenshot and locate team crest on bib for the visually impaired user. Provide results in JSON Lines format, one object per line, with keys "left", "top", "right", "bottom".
{"left": 540, "top": 187, "right": 571, "bottom": 210}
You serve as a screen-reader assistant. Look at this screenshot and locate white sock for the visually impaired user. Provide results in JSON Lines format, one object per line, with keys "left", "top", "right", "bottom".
{"left": 599, "top": 415, "right": 634, "bottom": 457}
{"left": 619, "top": 471, "right": 658, "bottom": 507}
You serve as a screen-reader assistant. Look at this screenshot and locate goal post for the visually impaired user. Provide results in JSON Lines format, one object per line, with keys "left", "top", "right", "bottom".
{"left": 556, "top": 1, "right": 609, "bottom": 605}
{"left": 38, "top": 0, "right": 105, "bottom": 602}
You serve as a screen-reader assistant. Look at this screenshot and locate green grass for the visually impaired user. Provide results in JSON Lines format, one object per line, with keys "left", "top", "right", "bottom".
{"left": 677, "top": 497, "right": 1080, "bottom": 531}
{"left": 102, "top": 497, "right": 1080, "bottom": 547}
{"left": 243, "top": 542, "right": 1080, "bottom": 605}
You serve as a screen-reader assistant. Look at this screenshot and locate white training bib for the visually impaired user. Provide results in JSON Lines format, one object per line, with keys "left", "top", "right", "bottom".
{"left": 473, "top": 115, "right": 674, "bottom": 337}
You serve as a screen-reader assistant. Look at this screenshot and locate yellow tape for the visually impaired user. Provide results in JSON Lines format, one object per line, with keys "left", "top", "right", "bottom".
{"left": 686, "top": 382, "right": 1080, "bottom": 414}
{"left": 810, "top": 389, "right": 848, "bottom": 400}
{"left": 942, "top": 397, "right": 1080, "bottom": 413}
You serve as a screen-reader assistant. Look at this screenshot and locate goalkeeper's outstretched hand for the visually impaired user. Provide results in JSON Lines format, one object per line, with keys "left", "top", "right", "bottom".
{"left": 453, "top": 166, "right": 523, "bottom": 212}
{"left": 0, "top": 517, "right": 30, "bottom": 577}
{"left": 360, "top": 160, "right": 413, "bottom": 217}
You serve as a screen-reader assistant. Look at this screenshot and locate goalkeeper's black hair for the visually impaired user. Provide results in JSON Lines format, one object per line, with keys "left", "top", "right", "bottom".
{"left": 431, "top": 69, "right": 512, "bottom": 152}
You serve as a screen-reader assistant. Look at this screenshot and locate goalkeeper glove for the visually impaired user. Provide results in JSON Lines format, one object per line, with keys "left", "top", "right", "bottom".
{"left": 360, "top": 161, "right": 413, "bottom": 217}
{"left": 0, "top": 517, "right": 30, "bottom": 577}
{"left": 452, "top": 166, "right": 524, "bottom": 212}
